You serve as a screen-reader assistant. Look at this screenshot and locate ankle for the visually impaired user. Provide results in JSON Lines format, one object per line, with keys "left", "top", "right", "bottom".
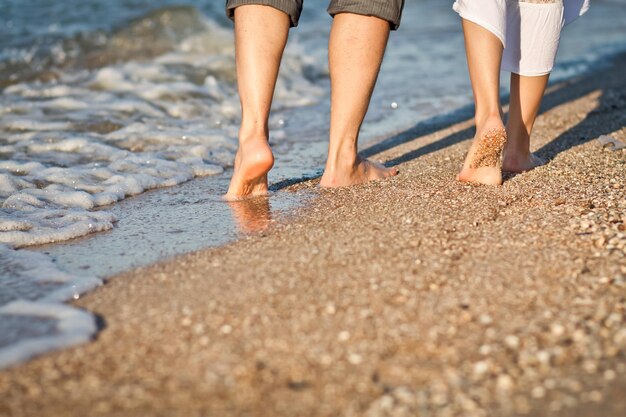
{"left": 239, "top": 121, "right": 269, "bottom": 144}
{"left": 239, "top": 134, "right": 269, "bottom": 148}
{"left": 475, "top": 112, "right": 503, "bottom": 131}
{"left": 505, "top": 127, "right": 531, "bottom": 152}
{"left": 503, "top": 147, "right": 531, "bottom": 160}
{"left": 326, "top": 143, "right": 358, "bottom": 168}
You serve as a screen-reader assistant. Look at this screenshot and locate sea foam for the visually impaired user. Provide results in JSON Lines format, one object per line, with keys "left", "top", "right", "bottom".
{"left": 0, "top": 244, "right": 101, "bottom": 368}
{"left": 0, "top": 12, "right": 324, "bottom": 248}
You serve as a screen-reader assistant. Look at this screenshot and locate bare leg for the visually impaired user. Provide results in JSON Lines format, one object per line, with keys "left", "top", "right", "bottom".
{"left": 502, "top": 72, "right": 549, "bottom": 173}
{"left": 319, "top": 13, "right": 398, "bottom": 188}
{"left": 457, "top": 19, "right": 507, "bottom": 186}
{"left": 225, "top": 5, "right": 290, "bottom": 199}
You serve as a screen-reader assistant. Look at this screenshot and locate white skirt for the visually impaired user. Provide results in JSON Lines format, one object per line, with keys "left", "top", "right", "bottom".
{"left": 453, "top": 0, "right": 590, "bottom": 76}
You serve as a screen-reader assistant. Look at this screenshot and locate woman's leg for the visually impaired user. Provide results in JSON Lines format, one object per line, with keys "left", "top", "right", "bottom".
{"left": 503, "top": 73, "right": 550, "bottom": 172}
{"left": 500, "top": 1, "right": 565, "bottom": 173}
{"left": 319, "top": 13, "right": 398, "bottom": 188}
{"left": 457, "top": 18, "right": 507, "bottom": 186}
{"left": 225, "top": 5, "right": 290, "bottom": 199}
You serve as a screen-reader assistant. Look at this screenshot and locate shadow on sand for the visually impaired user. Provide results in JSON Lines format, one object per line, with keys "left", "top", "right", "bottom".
{"left": 272, "top": 52, "right": 626, "bottom": 191}
{"left": 370, "top": 53, "right": 626, "bottom": 169}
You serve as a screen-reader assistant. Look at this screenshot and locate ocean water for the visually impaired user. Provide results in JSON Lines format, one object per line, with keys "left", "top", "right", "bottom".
{"left": 1, "top": 0, "right": 626, "bottom": 368}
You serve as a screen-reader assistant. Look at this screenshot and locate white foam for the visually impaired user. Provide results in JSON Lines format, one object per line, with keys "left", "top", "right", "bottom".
{"left": 3, "top": 120, "right": 72, "bottom": 131}
{"left": 0, "top": 209, "right": 116, "bottom": 247}
{"left": 0, "top": 17, "right": 325, "bottom": 248}
{"left": 0, "top": 244, "right": 102, "bottom": 369}
{"left": 0, "top": 134, "right": 225, "bottom": 247}
{"left": 0, "top": 300, "right": 97, "bottom": 369}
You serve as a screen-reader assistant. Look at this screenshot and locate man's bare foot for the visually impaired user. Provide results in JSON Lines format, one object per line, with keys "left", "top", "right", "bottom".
{"left": 320, "top": 155, "right": 398, "bottom": 188}
{"left": 502, "top": 150, "right": 546, "bottom": 173}
{"left": 458, "top": 117, "right": 507, "bottom": 186}
{"left": 224, "top": 137, "right": 274, "bottom": 200}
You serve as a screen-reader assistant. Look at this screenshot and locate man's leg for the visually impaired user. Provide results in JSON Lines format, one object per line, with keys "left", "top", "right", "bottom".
{"left": 320, "top": 13, "right": 398, "bottom": 188}
{"left": 225, "top": 5, "right": 290, "bottom": 199}
{"left": 457, "top": 18, "right": 506, "bottom": 186}
{"left": 502, "top": 73, "right": 549, "bottom": 173}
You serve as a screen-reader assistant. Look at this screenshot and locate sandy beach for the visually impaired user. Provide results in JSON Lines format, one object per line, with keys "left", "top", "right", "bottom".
{"left": 1, "top": 51, "right": 625, "bottom": 417}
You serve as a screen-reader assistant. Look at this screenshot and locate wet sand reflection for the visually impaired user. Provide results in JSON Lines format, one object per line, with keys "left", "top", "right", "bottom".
{"left": 227, "top": 197, "right": 272, "bottom": 234}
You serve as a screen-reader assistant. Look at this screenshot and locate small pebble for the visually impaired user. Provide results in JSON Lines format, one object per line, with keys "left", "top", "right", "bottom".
{"left": 505, "top": 335, "right": 520, "bottom": 350}
{"left": 479, "top": 314, "right": 493, "bottom": 325}
{"left": 588, "top": 390, "right": 603, "bottom": 402}
{"left": 531, "top": 386, "right": 546, "bottom": 399}
{"left": 496, "top": 374, "right": 514, "bottom": 392}
{"left": 348, "top": 353, "right": 363, "bottom": 365}
{"left": 550, "top": 323, "right": 565, "bottom": 337}
{"left": 603, "top": 369, "right": 616, "bottom": 381}
{"left": 325, "top": 303, "right": 336, "bottom": 315}
{"left": 338, "top": 331, "right": 350, "bottom": 342}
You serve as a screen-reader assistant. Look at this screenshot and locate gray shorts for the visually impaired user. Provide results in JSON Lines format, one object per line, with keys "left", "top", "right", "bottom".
{"left": 225, "top": 0, "right": 404, "bottom": 30}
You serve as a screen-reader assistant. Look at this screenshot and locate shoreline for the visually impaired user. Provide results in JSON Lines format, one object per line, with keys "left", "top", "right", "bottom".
{"left": 1, "top": 53, "right": 625, "bottom": 416}
{"left": 28, "top": 172, "right": 307, "bottom": 279}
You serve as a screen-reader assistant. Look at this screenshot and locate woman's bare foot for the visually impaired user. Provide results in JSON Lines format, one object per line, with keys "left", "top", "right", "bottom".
{"left": 225, "top": 137, "right": 274, "bottom": 200}
{"left": 458, "top": 117, "right": 507, "bottom": 186}
{"left": 502, "top": 149, "right": 546, "bottom": 173}
{"left": 320, "top": 155, "right": 398, "bottom": 188}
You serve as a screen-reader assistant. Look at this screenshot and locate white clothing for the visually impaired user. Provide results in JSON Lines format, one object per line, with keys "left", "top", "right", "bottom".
{"left": 453, "top": 0, "right": 590, "bottom": 76}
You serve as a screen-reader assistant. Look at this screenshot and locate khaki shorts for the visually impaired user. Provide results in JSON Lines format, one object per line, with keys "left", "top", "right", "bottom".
{"left": 225, "top": 0, "right": 404, "bottom": 30}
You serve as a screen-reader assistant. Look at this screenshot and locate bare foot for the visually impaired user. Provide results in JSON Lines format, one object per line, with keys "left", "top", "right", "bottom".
{"left": 224, "top": 137, "right": 274, "bottom": 200}
{"left": 458, "top": 117, "right": 507, "bottom": 186}
{"left": 320, "top": 155, "right": 398, "bottom": 188}
{"left": 502, "top": 150, "right": 546, "bottom": 173}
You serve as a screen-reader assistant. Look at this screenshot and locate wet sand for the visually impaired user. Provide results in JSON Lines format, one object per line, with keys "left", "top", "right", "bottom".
{"left": 1, "top": 54, "right": 625, "bottom": 417}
